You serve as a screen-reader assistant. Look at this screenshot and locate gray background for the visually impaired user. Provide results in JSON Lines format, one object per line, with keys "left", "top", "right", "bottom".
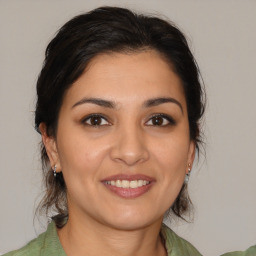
{"left": 0, "top": 1, "right": 255, "bottom": 255}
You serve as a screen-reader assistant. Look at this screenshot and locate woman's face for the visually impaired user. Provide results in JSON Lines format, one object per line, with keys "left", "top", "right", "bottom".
{"left": 44, "top": 50, "right": 195, "bottom": 230}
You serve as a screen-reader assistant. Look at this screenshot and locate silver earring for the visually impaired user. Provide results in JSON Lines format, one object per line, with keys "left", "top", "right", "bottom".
{"left": 185, "top": 164, "right": 192, "bottom": 184}
{"left": 184, "top": 172, "right": 190, "bottom": 184}
{"left": 53, "top": 165, "right": 57, "bottom": 178}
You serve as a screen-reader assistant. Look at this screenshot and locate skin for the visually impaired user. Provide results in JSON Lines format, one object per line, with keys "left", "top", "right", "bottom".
{"left": 40, "top": 50, "right": 195, "bottom": 256}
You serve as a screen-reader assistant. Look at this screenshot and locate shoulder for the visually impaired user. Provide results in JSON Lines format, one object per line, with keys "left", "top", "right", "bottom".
{"left": 161, "top": 223, "right": 202, "bottom": 256}
{"left": 2, "top": 222, "right": 66, "bottom": 256}
{"left": 2, "top": 232, "right": 47, "bottom": 256}
{"left": 221, "top": 245, "right": 256, "bottom": 256}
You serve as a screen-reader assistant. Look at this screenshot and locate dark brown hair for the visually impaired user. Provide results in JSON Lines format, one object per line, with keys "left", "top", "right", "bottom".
{"left": 35, "top": 6, "right": 205, "bottom": 227}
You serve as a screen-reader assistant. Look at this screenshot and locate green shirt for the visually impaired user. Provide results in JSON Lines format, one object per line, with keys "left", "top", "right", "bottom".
{"left": 3, "top": 222, "right": 256, "bottom": 256}
{"left": 221, "top": 247, "right": 256, "bottom": 256}
{"left": 3, "top": 222, "right": 201, "bottom": 256}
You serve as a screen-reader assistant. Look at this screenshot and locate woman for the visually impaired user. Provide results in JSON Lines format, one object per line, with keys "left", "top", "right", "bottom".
{"left": 3, "top": 6, "right": 254, "bottom": 256}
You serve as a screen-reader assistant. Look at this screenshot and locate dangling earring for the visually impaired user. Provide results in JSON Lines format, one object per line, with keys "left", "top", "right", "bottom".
{"left": 53, "top": 165, "right": 57, "bottom": 178}
{"left": 185, "top": 163, "right": 191, "bottom": 184}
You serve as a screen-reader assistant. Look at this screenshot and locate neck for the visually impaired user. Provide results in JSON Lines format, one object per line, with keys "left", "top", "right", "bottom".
{"left": 57, "top": 212, "right": 167, "bottom": 256}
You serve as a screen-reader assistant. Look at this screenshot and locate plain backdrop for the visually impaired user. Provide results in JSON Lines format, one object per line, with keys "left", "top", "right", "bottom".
{"left": 0, "top": 1, "right": 255, "bottom": 255}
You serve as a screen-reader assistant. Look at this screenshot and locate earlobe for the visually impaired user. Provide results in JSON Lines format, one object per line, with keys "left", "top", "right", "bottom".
{"left": 39, "top": 123, "right": 61, "bottom": 171}
{"left": 187, "top": 141, "right": 196, "bottom": 173}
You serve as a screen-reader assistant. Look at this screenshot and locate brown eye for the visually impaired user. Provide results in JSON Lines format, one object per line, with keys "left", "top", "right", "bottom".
{"left": 151, "top": 116, "right": 164, "bottom": 126}
{"left": 83, "top": 114, "right": 109, "bottom": 126}
{"left": 146, "top": 114, "right": 176, "bottom": 126}
{"left": 90, "top": 116, "right": 102, "bottom": 125}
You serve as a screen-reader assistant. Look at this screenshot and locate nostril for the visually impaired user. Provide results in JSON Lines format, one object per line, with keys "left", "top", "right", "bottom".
{"left": 110, "top": 139, "right": 149, "bottom": 166}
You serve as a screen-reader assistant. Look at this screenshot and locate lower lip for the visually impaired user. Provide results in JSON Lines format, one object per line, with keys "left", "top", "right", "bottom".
{"left": 103, "top": 182, "right": 154, "bottom": 199}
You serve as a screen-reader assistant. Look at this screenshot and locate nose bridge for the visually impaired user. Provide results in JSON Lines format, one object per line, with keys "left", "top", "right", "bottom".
{"left": 110, "top": 121, "right": 149, "bottom": 165}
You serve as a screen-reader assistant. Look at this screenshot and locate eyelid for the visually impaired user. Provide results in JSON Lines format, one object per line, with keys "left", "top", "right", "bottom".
{"left": 81, "top": 114, "right": 111, "bottom": 126}
{"left": 145, "top": 113, "right": 176, "bottom": 126}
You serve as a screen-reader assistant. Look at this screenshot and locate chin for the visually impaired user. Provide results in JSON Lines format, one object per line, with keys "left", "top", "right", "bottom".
{"left": 100, "top": 207, "right": 163, "bottom": 231}
{"left": 105, "top": 218, "right": 155, "bottom": 231}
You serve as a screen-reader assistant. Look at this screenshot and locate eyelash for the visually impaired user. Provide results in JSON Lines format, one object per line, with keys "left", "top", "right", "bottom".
{"left": 81, "top": 114, "right": 110, "bottom": 127}
{"left": 81, "top": 113, "right": 176, "bottom": 127}
{"left": 146, "top": 114, "right": 176, "bottom": 127}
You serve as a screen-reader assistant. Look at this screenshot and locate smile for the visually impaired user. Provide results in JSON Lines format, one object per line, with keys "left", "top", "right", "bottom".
{"left": 102, "top": 174, "right": 154, "bottom": 199}
{"left": 104, "top": 180, "right": 150, "bottom": 189}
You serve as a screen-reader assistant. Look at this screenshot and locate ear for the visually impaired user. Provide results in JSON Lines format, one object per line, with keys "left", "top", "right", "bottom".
{"left": 187, "top": 140, "right": 196, "bottom": 173}
{"left": 39, "top": 123, "right": 61, "bottom": 172}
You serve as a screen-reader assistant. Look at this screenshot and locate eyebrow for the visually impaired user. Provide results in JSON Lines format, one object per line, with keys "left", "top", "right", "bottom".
{"left": 72, "top": 98, "right": 115, "bottom": 109}
{"left": 72, "top": 97, "right": 183, "bottom": 113}
{"left": 143, "top": 97, "right": 183, "bottom": 113}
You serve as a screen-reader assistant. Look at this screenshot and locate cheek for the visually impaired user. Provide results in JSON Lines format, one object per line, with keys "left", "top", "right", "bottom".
{"left": 152, "top": 137, "right": 189, "bottom": 204}
{"left": 56, "top": 129, "right": 110, "bottom": 179}
{"left": 151, "top": 133, "right": 190, "bottom": 171}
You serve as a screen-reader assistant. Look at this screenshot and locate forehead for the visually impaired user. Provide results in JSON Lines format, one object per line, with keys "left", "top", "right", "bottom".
{"left": 64, "top": 50, "right": 186, "bottom": 108}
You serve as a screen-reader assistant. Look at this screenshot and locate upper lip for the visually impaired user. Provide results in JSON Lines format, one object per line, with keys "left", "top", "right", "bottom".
{"left": 101, "top": 174, "right": 155, "bottom": 182}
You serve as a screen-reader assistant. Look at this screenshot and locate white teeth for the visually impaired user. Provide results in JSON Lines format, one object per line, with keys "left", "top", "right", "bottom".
{"left": 130, "top": 180, "right": 138, "bottom": 188}
{"left": 116, "top": 180, "right": 122, "bottom": 187}
{"left": 122, "top": 180, "right": 130, "bottom": 188}
{"left": 138, "top": 180, "right": 143, "bottom": 187}
{"left": 105, "top": 179, "right": 150, "bottom": 189}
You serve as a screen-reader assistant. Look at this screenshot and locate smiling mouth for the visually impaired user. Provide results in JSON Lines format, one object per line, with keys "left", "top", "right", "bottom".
{"left": 103, "top": 180, "right": 150, "bottom": 189}
{"left": 102, "top": 175, "right": 154, "bottom": 199}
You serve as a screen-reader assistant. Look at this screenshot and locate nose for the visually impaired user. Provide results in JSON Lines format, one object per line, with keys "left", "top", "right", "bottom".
{"left": 110, "top": 125, "right": 149, "bottom": 166}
